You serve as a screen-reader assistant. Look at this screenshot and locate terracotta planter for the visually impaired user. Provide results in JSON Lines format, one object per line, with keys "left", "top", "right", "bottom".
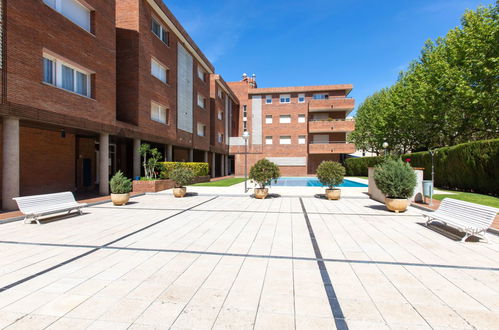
{"left": 133, "top": 179, "right": 175, "bottom": 193}
{"left": 254, "top": 188, "right": 269, "bottom": 199}
{"left": 325, "top": 189, "right": 341, "bottom": 200}
{"left": 385, "top": 198, "right": 409, "bottom": 213}
{"left": 173, "top": 187, "right": 187, "bottom": 198}
{"left": 111, "top": 193, "right": 130, "bottom": 206}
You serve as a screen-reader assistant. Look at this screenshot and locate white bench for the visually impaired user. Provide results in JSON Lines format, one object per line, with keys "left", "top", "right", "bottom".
{"left": 423, "top": 198, "right": 499, "bottom": 242}
{"left": 13, "top": 192, "right": 87, "bottom": 224}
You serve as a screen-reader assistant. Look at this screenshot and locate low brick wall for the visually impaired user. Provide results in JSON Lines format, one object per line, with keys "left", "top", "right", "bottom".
{"left": 132, "top": 180, "right": 175, "bottom": 193}
{"left": 133, "top": 175, "right": 210, "bottom": 193}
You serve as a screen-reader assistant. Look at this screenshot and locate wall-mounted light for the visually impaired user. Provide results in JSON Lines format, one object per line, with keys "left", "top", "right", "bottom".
{"left": 61, "top": 129, "right": 66, "bottom": 138}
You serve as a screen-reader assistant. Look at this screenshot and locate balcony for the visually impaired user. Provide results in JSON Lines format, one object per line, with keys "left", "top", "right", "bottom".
{"left": 308, "top": 98, "right": 355, "bottom": 112}
{"left": 308, "top": 119, "right": 355, "bottom": 133}
{"left": 308, "top": 141, "right": 356, "bottom": 154}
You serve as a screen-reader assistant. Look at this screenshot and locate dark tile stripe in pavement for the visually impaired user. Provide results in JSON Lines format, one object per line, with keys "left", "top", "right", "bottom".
{"left": 0, "top": 196, "right": 218, "bottom": 292}
{"left": 299, "top": 197, "right": 348, "bottom": 330}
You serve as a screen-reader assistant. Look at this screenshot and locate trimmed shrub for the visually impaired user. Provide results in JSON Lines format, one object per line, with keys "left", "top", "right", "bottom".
{"left": 160, "top": 162, "right": 209, "bottom": 179}
{"left": 374, "top": 159, "right": 417, "bottom": 199}
{"left": 345, "top": 156, "right": 385, "bottom": 176}
{"left": 249, "top": 159, "right": 281, "bottom": 189}
{"left": 316, "top": 161, "right": 346, "bottom": 189}
{"left": 110, "top": 171, "right": 132, "bottom": 194}
{"left": 345, "top": 139, "right": 499, "bottom": 195}
{"left": 170, "top": 165, "right": 195, "bottom": 188}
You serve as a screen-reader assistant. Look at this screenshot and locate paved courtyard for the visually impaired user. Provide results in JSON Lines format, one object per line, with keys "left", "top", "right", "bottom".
{"left": 0, "top": 189, "right": 498, "bottom": 329}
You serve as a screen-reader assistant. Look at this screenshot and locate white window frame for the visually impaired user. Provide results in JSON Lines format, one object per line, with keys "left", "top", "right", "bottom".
{"left": 298, "top": 135, "right": 306, "bottom": 144}
{"left": 151, "top": 58, "right": 168, "bottom": 84}
{"left": 279, "top": 136, "right": 292, "bottom": 145}
{"left": 265, "top": 136, "right": 273, "bottom": 145}
{"left": 280, "top": 94, "right": 291, "bottom": 103}
{"left": 218, "top": 133, "right": 224, "bottom": 143}
{"left": 279, "top": 115, "right": 291, "bottom": 124}
{"left": 197, "top": 65, "right": 206, "bottom": 82}
{"left": 43, "top": 0, "right": 91, "bottom": 33}
{"left": 43, "top": 53, "right": 91, "bottom": 98}
{"left": 217, "top": 88, "right": 223, "bottom": 99}
{"left": 197, "top": 94, "right": 207, "bottom": 109}
{"left": 151, "top": 17, "right": 169, "bottom": 45}
{"left": 151, "top": 102, "right": 168, "bottom": 124}
{"left": 218, "top": 111, "right": 223, "bottom": 120}
{"left": 298, "top": 114, "right": 306, "bottom": 123}
{"left": 265, "top": 95, "right": 272, "bottom": 104}
{"left": 298, "top": 93, "right": 305, "bottom": 103}
{"left": 265, "top": 115, "right": 273, "bottom": 124}
{"left": 197, "top": 122, "right": 206, "bottom": 137}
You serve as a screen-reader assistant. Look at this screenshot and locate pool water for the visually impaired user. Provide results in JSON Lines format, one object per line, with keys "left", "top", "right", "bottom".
{"left": 272, "top": 177, "right": 368, "bottom": 187}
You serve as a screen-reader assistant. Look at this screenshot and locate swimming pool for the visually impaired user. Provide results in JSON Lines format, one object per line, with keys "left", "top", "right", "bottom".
{"left": 272, "top": 177, "right": 368, "bottom": 187}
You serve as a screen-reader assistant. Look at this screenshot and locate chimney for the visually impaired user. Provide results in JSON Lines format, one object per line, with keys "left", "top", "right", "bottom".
{"left": 241, "top": 73, "right": 257, "bottom": 88}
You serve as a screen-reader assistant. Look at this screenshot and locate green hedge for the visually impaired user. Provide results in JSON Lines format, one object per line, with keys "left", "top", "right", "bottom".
{"left": 159, "top": 162, "right": 209, "bottom": 179}
{"left": 345, "top": 139, "right": 499, "bottom": 195}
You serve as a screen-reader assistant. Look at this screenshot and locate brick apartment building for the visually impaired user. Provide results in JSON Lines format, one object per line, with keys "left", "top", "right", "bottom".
{"left": 0, "top": 0, "right": 237, "bottom": 210}
{"left": 227, "top": 75, "right": 355, "bottom": 176}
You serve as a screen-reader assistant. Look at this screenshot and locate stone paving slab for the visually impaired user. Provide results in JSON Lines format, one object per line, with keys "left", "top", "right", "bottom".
{"left": 0, "top": 194, "right": 498, "bottom": 329}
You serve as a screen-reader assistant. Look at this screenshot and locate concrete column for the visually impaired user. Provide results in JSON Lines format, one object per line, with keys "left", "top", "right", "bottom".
{"left": 2, "top": 117, "right": 20, "bottom": 210}
{"left": 225, "top": 155, "right": 230, "bottom": 176}
{"left": 133, "top": 138, "right": 141, "bottom": 179}
{"left": 189, "top": 148, "right": 194, "bottom": 162}
{"left": 203, "top": 151, "right": 208, "bottom": 163}
{"left": 221, "top": 155, "right": 225, "bottom": 177}
{"left": 167, "top": 144, "right": 173, "bottom": 162}
{"left": 211, "top": 153, "right": 216, "bottom": 178}
{"left": 99, "top": 133, "right": 109, "bottom": 195}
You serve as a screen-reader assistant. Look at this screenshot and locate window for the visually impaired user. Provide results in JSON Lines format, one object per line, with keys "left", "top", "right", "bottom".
{"left": 151, "top": 18, "right": 169, "bottom": 45}
{"left": 197, "top": 65, "right": 206, "bottom": 82}
{"left": 151, "top": 58, "right": 168, "bottom": 84}
{"left": 218, "top": 111, "right": 224, "bottom": 120}
{"left": 280, "top": 136, "right": 291, "bottom": 145}
{"left": 43, "top": 54, "right": 91, "bottom": 97}
{"left": 197, "top": 123, "right": 206, "bottom": 136}
{"left": 265, "top": 136, "right": 273, "bottom": 145}
{"left": 218, "top": 88, "right": 223, "bottom": 99}
{"left": 243, "top": 121, "right": 247, "bottom": 131}
{"left": 298, "top": 93, "right": 305, "bottom": 103}
{"left": 243, "top": 105, "right": 247, "bottom": 118}
{"left": 280, "top": 94, "right": 291, "bottom": 103}
{"left": 151, "top": 102, "right": 168, "bottom": 124}
{"left": 218, "top": 133, "right": 224, "bottom": 143}
{"left": 197, "top": 94, "right": 207, "bottom": 109}
{"left": 279, "top": 115, "right": 291, "bottom": 124}
{"left": 43, "top": 58, "right": 54, "bottom": 84}
{"left": 313, "top": 93, "right": 329, "bottom": 100}
{"left": 298, "top": 135, "right": 306, "bottom": 144}
{"left": 265, "top": 95, "right": 272, "bottom": 104}
{"left": 44, "top": 0, "right": 91, "bottom": 32}
{"left": 298, "top": 114, "right": 306, "bottom": 123}
{"left": 265, "top": 115, "right": 273, "bottom": 124}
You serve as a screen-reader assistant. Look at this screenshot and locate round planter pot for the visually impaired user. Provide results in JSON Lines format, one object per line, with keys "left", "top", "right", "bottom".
{"left": 325, "top": 189, "right": 341, "bottom": 200}
{"left": 254, "top": 188, "right": 269, "bottom": 199}
{"left": 385, "top": 198, "right": 409, "bottom": 213}
{"left": 173, "top": 187, "right": 187, "bottom": 198}
{"left": 111, "top": 193, "right": 130, "bottom": 206}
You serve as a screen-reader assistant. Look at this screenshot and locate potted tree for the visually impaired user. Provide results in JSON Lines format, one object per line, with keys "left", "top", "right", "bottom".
{"left": 249, "top": 159, "right": 280, "bottom": 199}
{"left": 110, "top": 171, "right": 132, "bottom": 206}
{"left": 374, "top": 159, "right": 417, "bottom": 213}
{"left": 316, "top": 161, "right": 346, "bottom": 200}
{"left": 170, "top": 165, "right": 195, "bottom": 198}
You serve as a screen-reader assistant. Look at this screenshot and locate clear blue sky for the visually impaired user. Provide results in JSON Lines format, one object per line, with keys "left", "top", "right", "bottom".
{"left": 166, "top": 0, "right": 494, "bottom": 115}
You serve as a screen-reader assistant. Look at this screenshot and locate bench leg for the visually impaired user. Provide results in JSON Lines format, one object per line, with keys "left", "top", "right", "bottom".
{"left": 460, "top": 232, "right": 471, "bottom": 242}
{"left": 24, "top": 216, "right": 32, "bottom": 224}
{"left": 34, "top": 216, "right": 41, "bottom": 225}
{"left": 79, "top": 208, "right": 83, "bottom": 215}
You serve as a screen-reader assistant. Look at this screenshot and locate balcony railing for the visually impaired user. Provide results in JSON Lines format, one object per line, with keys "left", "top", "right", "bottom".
{"left": 308, "top": 142, "right": 356, "bottom": 154}
{"left": 308, "top": 120, "right": 355, "bottom": 133}
{"left": 308, "top": 98, "right": 355, "bottom": 112}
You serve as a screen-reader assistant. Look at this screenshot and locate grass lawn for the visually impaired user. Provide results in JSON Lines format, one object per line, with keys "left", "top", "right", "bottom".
{"left": 433, "top": 189, "right": 499, "bottom": 209}
{"left": 191, "top": 178, "right": 247, "bottom": 187}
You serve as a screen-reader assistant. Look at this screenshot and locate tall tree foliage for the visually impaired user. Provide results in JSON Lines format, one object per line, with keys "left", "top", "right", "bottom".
{"left": 350, "top": 4, "right": 499, "bottom": 153}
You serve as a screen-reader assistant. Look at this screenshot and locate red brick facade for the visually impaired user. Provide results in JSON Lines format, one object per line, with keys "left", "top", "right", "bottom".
{"left": 228, "top": 77, "right": 355, "bottom": 176}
